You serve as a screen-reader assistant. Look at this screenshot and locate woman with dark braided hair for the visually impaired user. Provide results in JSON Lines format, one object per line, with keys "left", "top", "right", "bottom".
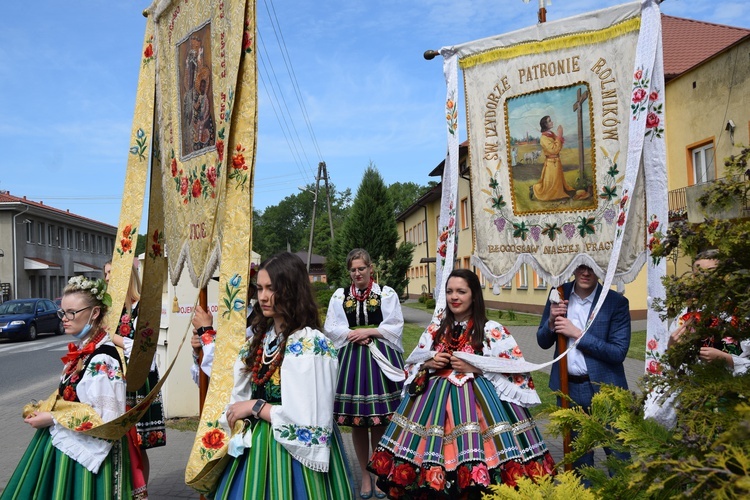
{"left": 2, "top": 276, "right": 143, "bottom": 499}
{"left": 213, "top": 252, "right": 354, "bottom": 499}
{"left": 368, "top": 269, "right": 555, "bottom": 499}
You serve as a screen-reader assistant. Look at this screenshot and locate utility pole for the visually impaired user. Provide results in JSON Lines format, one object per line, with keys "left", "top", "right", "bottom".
{"left": 304, "top": 161, "right": 336, "bottom": 273}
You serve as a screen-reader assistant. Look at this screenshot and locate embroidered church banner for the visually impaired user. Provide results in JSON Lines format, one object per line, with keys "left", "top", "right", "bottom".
{"left": 441, "top": 0, "right": 668, "bottom": 374}
{"left": 455, "top": 1, "right": 656, "bottom": 288}
{"left": 153, "top": 0, "right": 250, "bottom": 289}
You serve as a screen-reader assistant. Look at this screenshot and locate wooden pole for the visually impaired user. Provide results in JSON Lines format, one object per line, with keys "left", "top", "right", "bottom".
{"left": 198, "top": 287, "right": 209, "bottom": 415}
{"left": 556, "top": 285, "right": 572, "bottom": 471}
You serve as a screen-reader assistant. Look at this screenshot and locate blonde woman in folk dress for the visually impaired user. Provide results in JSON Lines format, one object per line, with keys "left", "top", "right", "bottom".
{"left": 1, "top": 277, "right": 143, "bottom": 499}
{"left": 213, "top": 252, "right": 354, "bottom": 499}
{"left": 368, "top": 269, "right": 555, "bottom": 499}
{"left": 324, "top": 248, "right": 405, "bottom": 499}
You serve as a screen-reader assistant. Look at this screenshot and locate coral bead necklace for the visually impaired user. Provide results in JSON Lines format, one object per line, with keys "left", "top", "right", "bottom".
{"left": 251, "top": 328, "right": 283, "bottom": 386}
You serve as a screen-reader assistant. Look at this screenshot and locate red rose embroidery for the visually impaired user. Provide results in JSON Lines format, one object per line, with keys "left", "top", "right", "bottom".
{"left": 525, "top": 460, "right": 544, "bottom": 480}
{"left": 75, "top": 420, "right": 93, "bottom": 432}
{"left": 646, "top": 360, "right": 662, "bottom": 375}
{"left": 207, "top": 166, "right": 217, "bottom": 187}
{"left": 634, "top": 69, "right": 643, "bottom": 80}
{"left": 501, "top": 460, "right": 524, "bottom": 487}
{"left": 470, "top": 463, "right": 490, "bottom": 486}
{"left": 171, "top": 158, "right": 178, "bottom": 177}
{"left": 151, "top": 243, "right": 162, "bottom": 256}
{"left": 649, "top": 91, "right": 659, "bottom": 102}
{"left": 617, "top": 212, "right": 626, "bottom": 226}
{"left": 647, "top": 338, "right": 658, "bottom": 350}
{"left": 392, "top": 463, "right": 417, "bottom": 486}
{"left": 370, "top": 450, "right": 394, "bottom": 476}
{"left": 121, "top": 238, "right": 132, "bottom": 253}
{"left": 148, "top": 432, "right": 159, "bottom": 445}
{"left": 201, "top": 428, "right": 225, "bottom": 449}
{"left": 192, "top": 179, "right": 202, "bottom": 198}
{"left": 216, "top": 139, "right": 224, "bottom": 162}
{"left": 63, "top": 385, "right": 77, "bottom": 401}
{"left": 646, "top": 112, "right": 660, "bottom": 129}
{"left": 424, "top": 466, "right": 445, "bottom": 491}
{"left": 144, "top": 44, "right": 153, "bottom": 59}
{"left": 180, "top": 176, "right": 189, "bottom": 196}
{"left": 122, "top": 225, "right": 132, "bottom": 238}
{"left": 119, "top": 323, "right": 132, "bottom": 336}
{"left": 632, "top": 88, "right": 647, "bottom": 103}
{"left": 648, "top": 220, "right": 659, "bottom": 234}
{"left": 457, "top": 465, "right": 471, "bottom": 489}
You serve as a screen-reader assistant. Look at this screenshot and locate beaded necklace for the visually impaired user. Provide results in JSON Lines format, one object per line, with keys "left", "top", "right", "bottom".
{"left": 350, "top": 278, "right": 374, "bottom": 302}
{"left": 441, "top": 319, "right": 474, "bottom": 354}
{"left": 251, "top": 327, "right": 284, "bottom": 386}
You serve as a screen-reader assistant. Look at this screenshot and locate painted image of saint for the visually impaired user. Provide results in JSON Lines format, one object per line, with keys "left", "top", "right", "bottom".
{"left": 532, "top": 115, "right": 575, "bottom": 201}
{"left": 178, "top": 25, "right": 216, "bottom": 158}
{"left": 505, "top": 83, "right": 595, "bottom": 214}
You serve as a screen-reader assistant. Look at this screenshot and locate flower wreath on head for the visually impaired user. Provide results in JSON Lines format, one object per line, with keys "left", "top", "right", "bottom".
{"left": 67, "top": 276, "right": 113, "bottom": 308}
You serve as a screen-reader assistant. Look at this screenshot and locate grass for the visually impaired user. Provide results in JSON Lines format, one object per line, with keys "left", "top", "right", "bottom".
{"left": 166, "top": 416, "right": 199, "bottom": 432}
{"left": 628, "top": 330, "right": 646, "bottom": 361}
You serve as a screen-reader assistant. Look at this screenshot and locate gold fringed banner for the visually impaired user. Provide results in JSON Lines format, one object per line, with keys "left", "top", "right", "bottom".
{"left": 153, "top": 0, "right": 246, "bottom": 290}
{"left": 127, "top": 137, "right": 168, "bottom": 391}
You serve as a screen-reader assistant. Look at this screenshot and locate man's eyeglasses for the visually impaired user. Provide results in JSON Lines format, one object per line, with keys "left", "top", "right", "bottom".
{"left": 349, "top": 266, "right": 368, "bottom": 274}
{"left": 57, "top": 306, "right": 92, "bottom": 321}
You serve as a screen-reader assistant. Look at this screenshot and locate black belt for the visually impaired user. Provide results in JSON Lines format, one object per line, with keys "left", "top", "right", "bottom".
{"left": 568, "top": 374, "right": 590, "bottom": 384}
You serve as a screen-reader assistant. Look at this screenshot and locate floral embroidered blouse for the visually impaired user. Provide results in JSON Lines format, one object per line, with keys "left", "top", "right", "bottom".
{"left": 51, "top": 335, "right": 126, "bottom": 473}
{"left": 404, "top": 318, "right": 541, "bottom": 407}
{"left": 221, "top": 327, "right": 339, "bottom": 472}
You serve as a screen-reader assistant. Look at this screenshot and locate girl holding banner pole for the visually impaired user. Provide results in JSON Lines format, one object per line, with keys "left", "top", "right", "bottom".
{"left": 212, "top": 252, "right": 353, "bottom": 498}
{"left": 368, "top": 269, "right": 554, "bottom": 498}
{"left": 1, "top": 277, "right": 142, "bottom": 499}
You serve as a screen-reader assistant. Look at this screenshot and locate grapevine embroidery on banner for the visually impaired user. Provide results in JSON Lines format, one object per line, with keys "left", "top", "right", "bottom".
{"left": 484, "top": 147, "right": 622, "bottom": 243}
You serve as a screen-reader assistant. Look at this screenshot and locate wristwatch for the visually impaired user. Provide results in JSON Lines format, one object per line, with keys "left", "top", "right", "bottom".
{"left": 251, "top": 399, "right": 266, "bottom": 418}
{"left": 196, "top": 326, "right": 213, "bottom": 336}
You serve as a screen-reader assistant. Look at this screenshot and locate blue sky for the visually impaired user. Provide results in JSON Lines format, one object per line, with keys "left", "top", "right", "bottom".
{"left": 1, "top": 0, "right": 747, "bottom": 227}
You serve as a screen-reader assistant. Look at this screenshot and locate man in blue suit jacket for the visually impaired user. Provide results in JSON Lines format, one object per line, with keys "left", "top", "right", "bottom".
{"left": 537, "top": 264, "right": 631, "bottom": 471}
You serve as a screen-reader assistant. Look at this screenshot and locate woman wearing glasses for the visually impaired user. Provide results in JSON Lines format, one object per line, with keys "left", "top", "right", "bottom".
{"left": 324, "top": 248, "right": 405, "bottom": 499}
{"left": 2, "top": 276, "right": 142, "bottom": 499}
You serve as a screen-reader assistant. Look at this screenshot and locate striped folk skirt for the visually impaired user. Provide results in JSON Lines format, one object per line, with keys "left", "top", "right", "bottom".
{"left": 334, "top": 339, "right": 404, "bottom": 427}
{"left": 213, "top": 419, "right": 355, "bottom": 500}
{"left": 1, "top": 428, "right": 135, "bottom": 500}
{"left": 368, "top": 374, "right": 556, "bottom": 498}
{"left": 126, "top": 368, "right": 166, "bottom": 449}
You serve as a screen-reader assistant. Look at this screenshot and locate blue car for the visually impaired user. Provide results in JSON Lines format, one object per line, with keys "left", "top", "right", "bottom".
{"left": 0, "top": 298, "right": 64, "bottom": 341}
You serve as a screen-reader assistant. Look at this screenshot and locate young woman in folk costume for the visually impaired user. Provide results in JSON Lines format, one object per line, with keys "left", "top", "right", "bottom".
{"left": 1, "top": 276, "right": 145, "bottom": 500}
{"left": 105, "top": 261, "right": 166, "bottom": 483}
{"left": 212, "top": 252, "right": 354, "bottom": 499}
{"left": 368, "top": 269, "right": 555, "bottom": 499}
{"left": 324, "top": 248, "right": 405, "bottom": 499}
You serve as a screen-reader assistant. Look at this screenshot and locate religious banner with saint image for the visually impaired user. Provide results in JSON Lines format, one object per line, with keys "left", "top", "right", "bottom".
{"left": 454, "top": 1, "right": 660, "bottom": 289}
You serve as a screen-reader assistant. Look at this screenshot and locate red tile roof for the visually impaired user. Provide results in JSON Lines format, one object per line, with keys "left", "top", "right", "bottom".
{"left": 662, "top": 14, "right": 750, "bottom": 81}
{"left": 0, "top": 191, "right": 116, "bottom": 229}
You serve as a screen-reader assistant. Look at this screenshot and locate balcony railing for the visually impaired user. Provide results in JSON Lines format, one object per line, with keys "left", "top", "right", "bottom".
{"left": 668, "top": 186, "right": 687, "bottom": 221}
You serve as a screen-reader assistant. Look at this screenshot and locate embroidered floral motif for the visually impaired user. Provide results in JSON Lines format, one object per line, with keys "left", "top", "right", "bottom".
{"left": 148, "top": 229, "right": 164, "bottom": 259}
{"left": 137, "top": 321, "right": 157, "bottom": 354}
{"left": 117, "top": 224, "right": 138, "bottom": 256}
{"left": 286, "top": 335, "right": 337, "bottom": 358}
{"left": 437, "top": 200, "right": 456, "bottom": 267}
{"left": 227, "top": 143, "right": 249, "bottom": 190}
{"left": 221, "top": 273, "right": 245, "bottom": 319}
{"left": 242, "top": 19, "right": 254, "bottom": 54}
{"left": 199, "top": 420, "right": 226, "bottom": 460}
{"left": 86, "top": 360, "right": 124, "bottom": 381}
{"left": 647, "top": 214, "right": 663, "bottom": 265}
{"left": 142, "top": 35, "right": 154, "bottom": 67}
{"left": 129, "top": 128, "right": 149, "bottom": 161}
{"left": 70, "top": 415, "right": 95, "bottom": 432}
{"left": 446, "top": 90, "right": 458, "bottom": 136}
{"left": 277, "top": 423, "right": 330, "bottom": 446}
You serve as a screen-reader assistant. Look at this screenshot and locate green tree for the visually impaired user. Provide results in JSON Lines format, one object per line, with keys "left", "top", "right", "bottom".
{"left": 135, "top": 233, "right": 146, "bottom": 257}
{"left": 327, "top": 163, "right": 414, "bottom": 297}
{"left": 252, "top": 185, "right": 351, "bottom": 261}
{"left": 388, "top": 181, "right": 433, "bottom": 217}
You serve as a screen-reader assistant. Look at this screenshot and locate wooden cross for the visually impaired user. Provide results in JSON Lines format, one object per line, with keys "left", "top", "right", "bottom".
{"left": 573, "top": 87, "right": 590, "bottom": 179}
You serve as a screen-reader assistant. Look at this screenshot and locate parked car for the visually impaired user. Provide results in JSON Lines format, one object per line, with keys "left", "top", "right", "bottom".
{"left": 0, "top": 298, "right": 64, "bottom": 341}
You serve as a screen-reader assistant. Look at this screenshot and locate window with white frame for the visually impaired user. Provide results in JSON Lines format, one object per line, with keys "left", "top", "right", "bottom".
{"left": 48, "top": 225, "right": 54, "bottom": 246}
{"left": 516, "top": 264, "right": 528, "bottom": 289}
{"left": 38, "top": 222, "right": 45, "bottom": 245}
{"left": 691, "top": 142, "right": 715, "bottom": 184}
{"left": 26, "top": 221, "right": 34, "bottom": 243}
{"left": 460, "top": 197, "right": 469, "bottom": 229}
{"left": 534, "top": 270, "right": 548, "bottom": 290}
